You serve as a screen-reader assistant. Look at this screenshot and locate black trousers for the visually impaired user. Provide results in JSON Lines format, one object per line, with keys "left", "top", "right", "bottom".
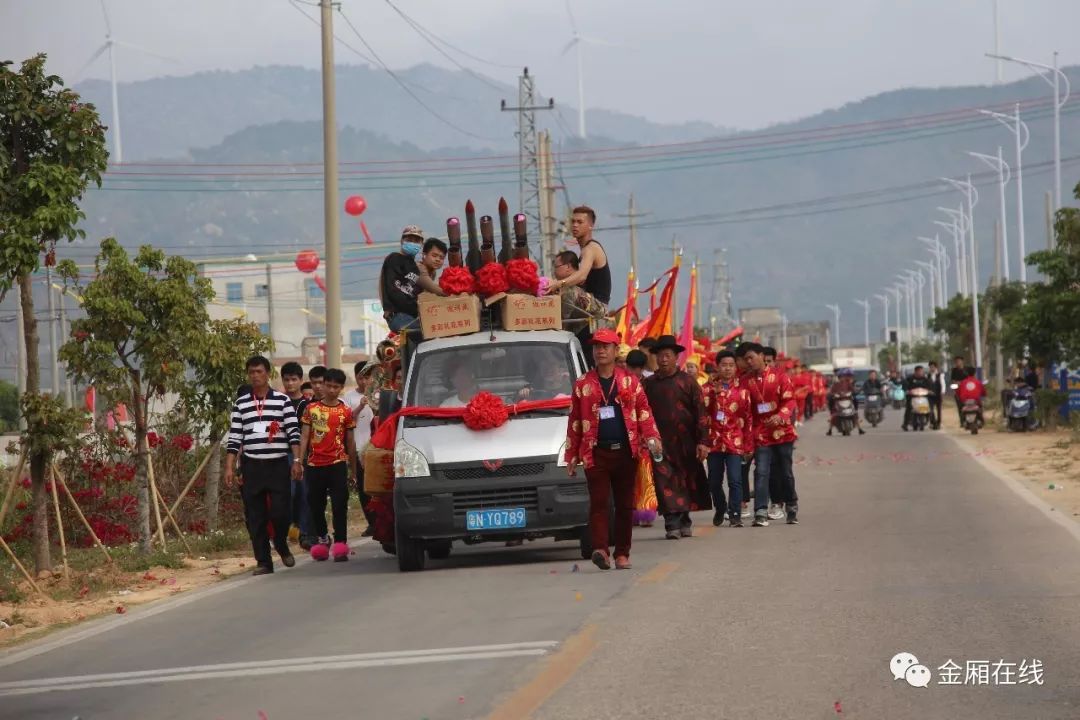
{"left": 241, "top": 457, "right": 292, "bottom": 568}
{"left": 741, "top": 456, "right": 753, "bottom": 503}
{"left": 306, "top": 462, "right": 350, "bottom": 542}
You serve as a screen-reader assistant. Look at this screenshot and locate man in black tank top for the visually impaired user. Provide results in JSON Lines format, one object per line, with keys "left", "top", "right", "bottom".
{"left": 546, "top": 205, "right": 611, "bottom": 304}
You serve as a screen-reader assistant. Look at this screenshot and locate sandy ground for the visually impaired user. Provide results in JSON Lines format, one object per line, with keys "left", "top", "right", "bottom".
{"left": 1, "top": 516, "right": 370, "bottom": 649}
{"left": 941, "top": 406, "right": 1080, "bottom": 519}
{"left": 0, "top": 552, "right": 262, "bottom": 648}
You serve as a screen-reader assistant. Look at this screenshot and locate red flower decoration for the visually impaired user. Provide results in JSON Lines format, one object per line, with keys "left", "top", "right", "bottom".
{"left": 439, "top": 266, "right": 476, "bottom": 295}
{"left": 147, "top": 431, "right": 162, "bottom": 448}
{"left": 475, "top": 262, "right": 509, "bottom": 297}
{"left": 170, "top": 434, "right": 194, "bottom": 452}
{"left": 268, "top": 420, "right": 280, "bottom": 442}
{"left": 463, "top": 391, "right": 509, "bottom": 431}
{"left": 506, "top": 258, "right": 540, "bottom": 295}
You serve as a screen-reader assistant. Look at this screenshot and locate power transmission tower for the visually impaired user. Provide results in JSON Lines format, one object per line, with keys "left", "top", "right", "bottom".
{"left": 501, "top": 67, "right": 554, "bottom": 255}
{"left": 708, "top": 248, "right": 735, "bottom": 336}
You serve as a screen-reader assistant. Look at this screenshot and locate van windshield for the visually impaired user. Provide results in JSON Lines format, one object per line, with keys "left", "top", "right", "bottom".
{"left": 407, "top": 342, "right": 575, "bottom": 411}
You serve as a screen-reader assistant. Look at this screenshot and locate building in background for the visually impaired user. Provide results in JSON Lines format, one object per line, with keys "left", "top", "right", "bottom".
{"left": 737, "top": 307, "right": 831, "bottom": 366}
{"left": 199, "top": 259, "right": 389, "bottom": 369}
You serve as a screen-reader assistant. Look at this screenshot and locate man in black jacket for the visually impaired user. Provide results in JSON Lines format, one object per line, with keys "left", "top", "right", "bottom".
{"left": 902, "top": 365, "right": 938, "bottom": 431}
{"left": 927, "top": 361, "right": 946, "bottom": 429}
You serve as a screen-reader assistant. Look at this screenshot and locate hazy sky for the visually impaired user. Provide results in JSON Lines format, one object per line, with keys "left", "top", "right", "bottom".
{"left": 3, "top": 0, "right": 1079, "bottom": 129}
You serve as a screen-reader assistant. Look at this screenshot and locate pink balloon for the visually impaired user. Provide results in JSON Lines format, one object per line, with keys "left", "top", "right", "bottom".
{"left": 344, "top": 195, "right": 367, "bottom": 216}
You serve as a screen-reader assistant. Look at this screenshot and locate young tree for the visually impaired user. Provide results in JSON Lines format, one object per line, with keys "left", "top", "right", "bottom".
{"left": 58, "top": 240, "right": 213, "bottom": 553}
{"left": 183, "top": 318, "right": 272, "bottom": 530}
{"left": 1, "top": 55, "right": 108, "bottom": 574}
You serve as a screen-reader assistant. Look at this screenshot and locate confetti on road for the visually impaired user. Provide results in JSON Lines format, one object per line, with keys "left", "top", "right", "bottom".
{"left": 574, "top": 592, "right": 583, "bottom": 601}
{"left": 834, "top": 700, "right": 843, "bottom": 714}
{"left": 115, "top": 606, "right": 125, "bottom": 614}
{"left": 572, "top": 564, "right": 580, "bottom": 573}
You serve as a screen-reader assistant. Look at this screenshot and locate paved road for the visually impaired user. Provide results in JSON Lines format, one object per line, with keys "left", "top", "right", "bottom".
{"left": 3, "top": 415, "right": 1080, "bottom": 719}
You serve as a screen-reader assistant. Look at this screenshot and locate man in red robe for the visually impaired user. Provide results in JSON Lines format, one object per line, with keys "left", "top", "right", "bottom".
{"left": 644, "top": 335, "right": 711, "bottom": 539}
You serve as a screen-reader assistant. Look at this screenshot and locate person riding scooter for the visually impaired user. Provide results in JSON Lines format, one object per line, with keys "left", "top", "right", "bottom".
{"left": 902, "top": 365, "right": 938, "bottom": 432}
{"left": 861, "top": 369, "right": 885, "bottom": 427}
{"left": 956, "top": 366, "right": 986, "bottom": 431}
{"left": 827, "top": 369, "right": 866, "bottom": 436}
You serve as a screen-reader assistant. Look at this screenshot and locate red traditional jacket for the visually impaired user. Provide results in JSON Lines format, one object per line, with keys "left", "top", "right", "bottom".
{"left": 564, "top": 367, "right": 660, "bottom": 469}
{"left": 744, "top": 368, "right": 799, "bottom": 446}
{"left": 706, "top": 378, "right": 754, "bottom": 455}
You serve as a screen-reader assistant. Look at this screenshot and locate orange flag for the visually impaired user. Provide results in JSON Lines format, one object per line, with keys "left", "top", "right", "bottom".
{"left": 677, "top": 262, "right": 697, "bottom": 365}
{"left": 633, "top": 261, "right": 679, "bottom": 343}
{"left": 614, "top": 269, "right": 638, "bottom": 343}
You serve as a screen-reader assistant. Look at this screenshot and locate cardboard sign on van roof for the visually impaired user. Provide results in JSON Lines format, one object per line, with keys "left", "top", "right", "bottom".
{"left": 418, "top": 292, "right": 482, "bottom": 340}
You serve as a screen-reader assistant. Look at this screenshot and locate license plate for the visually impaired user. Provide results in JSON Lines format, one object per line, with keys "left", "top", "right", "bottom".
{"left": 913, "top": 398, "right": 930, "bottom": 412}
{"left": 466, "top": 507, "right": 527, "bottom": 531}
{"left": 867, "top": 395, "right": 879, "bottom": 402}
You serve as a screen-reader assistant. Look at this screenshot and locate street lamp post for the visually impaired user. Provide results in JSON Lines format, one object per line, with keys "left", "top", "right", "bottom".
{"left": 825, "top": 304, "right": 841, "bottom": 348}
{"left": 941, "top": 175, "right": 983, "bottom": 375}
{"left": 874, "top": 293, "right": 889, "bottom": 344}
{"left": 979, "top": 104, "right": 1030, "bottom": 282}
{"left": 889, "top": 284, "right": 904, "bottom": 368}
{"left": 918, "top": 235, "right": 948, "bottom": 302}
{"left": 969, "top": 148, "right": 1011, "bottom": 282}
{"left": 935, "top": 208, "right": 967, "bottom": 297}
{"left": 853, "top": 298, "right": 870, "bottom": 347}
{"left": 986, "top": 51, "right": 1070, "bottom": 208}
{"left": 915, "top": 260, "right": 937, "bottom": 316}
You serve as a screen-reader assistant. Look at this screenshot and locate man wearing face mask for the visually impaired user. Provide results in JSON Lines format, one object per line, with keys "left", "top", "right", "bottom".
{"left": 379, "top": 225, "right": 445, "bottom": 332}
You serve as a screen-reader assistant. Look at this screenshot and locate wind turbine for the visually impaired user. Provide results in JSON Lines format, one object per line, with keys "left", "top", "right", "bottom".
{"left": 561, "top": 0, "right": 619, "bottom": 140}
{"left": 78, "top": 0, "right": 177, "bottom": 163}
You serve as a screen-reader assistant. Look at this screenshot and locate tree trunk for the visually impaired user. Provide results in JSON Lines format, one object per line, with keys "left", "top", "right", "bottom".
{"left": 19, "top": 274, "right": 52, "bottom": 577}
{"left": 130, "top": 374, "right": 152, "bottom": 554}
{"left": 203, "top": 431, "right": 223, "bottom": 531}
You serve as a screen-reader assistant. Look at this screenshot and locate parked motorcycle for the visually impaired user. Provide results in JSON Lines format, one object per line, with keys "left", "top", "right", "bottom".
{"left": 890, "top": 383, "right": 905, "bottom": 410}
{"left": 1006, "top": 385, "right": 1036, "bottom": 432}
{"left": 833, "top": 392, "right": 858, "bottom": 436}
{"left": 863, "top": 391, "right": 884, "bottom": 427}
{"left": 909, "top": 387, "right": 932, "bottom": 431}
{"left": 961, "top": 398, "right": 984, "bottom": 434}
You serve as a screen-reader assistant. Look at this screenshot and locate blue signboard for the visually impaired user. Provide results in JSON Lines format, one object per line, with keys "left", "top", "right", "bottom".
{"left": 1051, "top": 364, "right": 1080, "bottom": 418}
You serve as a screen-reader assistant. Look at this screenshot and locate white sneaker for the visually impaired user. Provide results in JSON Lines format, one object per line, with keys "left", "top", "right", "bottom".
{"left": 767, "top": 503, "right": 785, "bottom": 521}
{"left": 740, "top": 504, "right": 752, "bottom": 519}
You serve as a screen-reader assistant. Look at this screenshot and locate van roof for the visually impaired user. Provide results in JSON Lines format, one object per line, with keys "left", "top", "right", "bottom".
{"left": 413, "top": 329, "right": 578, "bottom": 355}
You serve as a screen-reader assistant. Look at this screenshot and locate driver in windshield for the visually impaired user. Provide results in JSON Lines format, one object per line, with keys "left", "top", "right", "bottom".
{"left": 518, "top": 356, "right": 571, "bottom": 401}
{"left": 440, "top": 358, "right": 479, "bottom": 408}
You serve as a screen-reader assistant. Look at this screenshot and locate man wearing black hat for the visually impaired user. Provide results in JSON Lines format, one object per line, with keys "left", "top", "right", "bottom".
{"left": 643, "top": 335, "right": 711, "bottom": 539}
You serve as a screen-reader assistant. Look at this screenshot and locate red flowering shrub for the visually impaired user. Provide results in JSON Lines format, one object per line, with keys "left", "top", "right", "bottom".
{"left": 170, "top": 434, "right": 194, "bottom": 452}
{"left": 147, "top": 431, "right": 162, "bottom": 448}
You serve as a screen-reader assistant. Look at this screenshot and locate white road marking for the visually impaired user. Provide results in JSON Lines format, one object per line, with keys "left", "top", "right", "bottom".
{"left": 0, "top": 641, "right": 558, "bottom": 697}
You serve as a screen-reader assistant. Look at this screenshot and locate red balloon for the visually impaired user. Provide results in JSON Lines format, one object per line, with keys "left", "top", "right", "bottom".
{"left": 295, "top": 249, "right": 320, "bottom": 273}
{"left": 344, "top": 195, "right": 367, "bottom": 216}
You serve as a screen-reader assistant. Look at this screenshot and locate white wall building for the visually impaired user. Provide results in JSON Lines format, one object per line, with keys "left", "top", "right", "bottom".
{"left": 199, "top": 260, "right": 389, "bottom": 364}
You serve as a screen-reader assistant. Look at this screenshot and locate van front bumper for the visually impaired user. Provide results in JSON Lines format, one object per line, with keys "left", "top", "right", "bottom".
{"left": 393, "top": 459, "right": 590, "bottom": 540}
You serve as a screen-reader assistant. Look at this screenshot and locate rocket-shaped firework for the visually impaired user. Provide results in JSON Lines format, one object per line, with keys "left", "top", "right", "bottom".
{"left": 497, "top": 197, "right": 512, "bottom": 263}
{"left": 465, "top": 199, "right": 481, "bottom": 272}
{"left": 446, "top": 217, "right": 463, "bottom": 267}
{"left": 479, "top": 214, "right": 496, "bottom": 264}
{"left": 513, "top": 213, "right": 530, "bottom": 259}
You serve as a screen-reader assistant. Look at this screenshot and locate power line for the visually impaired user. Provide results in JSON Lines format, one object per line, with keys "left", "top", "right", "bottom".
{"left": 381, "top": 0, "right": 508, "bottom": 93}
{"left": 334, "top": 6, "right": 504, "bottom": 143}
{"left": 381, "top": 0, "right": 520, "bottom": 70}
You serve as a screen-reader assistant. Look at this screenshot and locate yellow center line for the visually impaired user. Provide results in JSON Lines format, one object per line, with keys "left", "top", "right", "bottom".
{"left": 637, "top": 560, "right": 679, "bottom": 584}
{"left": 487, "top": 624, "right": 598, "bottom": 720}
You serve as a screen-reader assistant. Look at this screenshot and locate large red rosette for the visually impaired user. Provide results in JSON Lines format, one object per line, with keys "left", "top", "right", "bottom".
{"left": 463, "top": 391, "right": 509, "bottom": 431}
{"left": 475, "top": 261, "right": 509, "bottom": 297}
{"left": 439, "top": 266, "right": 476, "bottom": 295}
{"left": 506, "top": 258, "right": 540, "bottom": 296}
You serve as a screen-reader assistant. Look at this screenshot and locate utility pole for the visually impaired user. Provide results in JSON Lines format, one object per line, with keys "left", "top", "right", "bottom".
{"left": 614, "top": 194, "right": 651, "bottom": 275}
{"left": 707, "top": 248, "right": 735, "bottom": 337}
{"left": 501, "top": 68, "right": 554, "bottom": 252}
{"left": 57, "top": 287, "right": 73, "bottom": 408}
{"left": 1046, "top": 190, "right": 1055, "bottom": 250}
{"left": 694, "top": 255, "right": 703, "bottom": 332}
{"left": 994, "top": 219, "right": 1005, "bottom": 392}
{"left": 265, "top": 263, "right": 276, "bottom": 359}
{"left": 46, "top": 267, "right": 59, "bottom": 397}
{"left": 16, "top": 291, "right": 26, "bottom": 430}
{"left": 320, "top": 0, "right": 342, "bottom": 370}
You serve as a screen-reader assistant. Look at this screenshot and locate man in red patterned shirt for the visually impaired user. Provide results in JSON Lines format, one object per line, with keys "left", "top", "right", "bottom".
{"left": 566, "top": 329, "right": 662, "bottom": 571}
{"left": 742, "top": 342, "right": 800, "bottom": 526}
{"left": 706, "top": 350, "right": 754, "bottom": 527}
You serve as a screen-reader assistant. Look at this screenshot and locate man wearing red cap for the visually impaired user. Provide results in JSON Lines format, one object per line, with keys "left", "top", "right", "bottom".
{"left": 565, "top": 329, "right": 662, "bottom": 571}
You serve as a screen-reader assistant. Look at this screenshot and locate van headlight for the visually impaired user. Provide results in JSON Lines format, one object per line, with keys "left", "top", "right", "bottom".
{"left": 394, "top": 439, "right": 431, "bottom": 478}
{"left": 556, "top": 440, "right": 568, "bottom": 467}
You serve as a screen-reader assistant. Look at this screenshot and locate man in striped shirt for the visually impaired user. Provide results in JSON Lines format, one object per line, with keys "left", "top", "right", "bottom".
{"left": 225, "top": 356, "right": 302, "bottom": 575}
